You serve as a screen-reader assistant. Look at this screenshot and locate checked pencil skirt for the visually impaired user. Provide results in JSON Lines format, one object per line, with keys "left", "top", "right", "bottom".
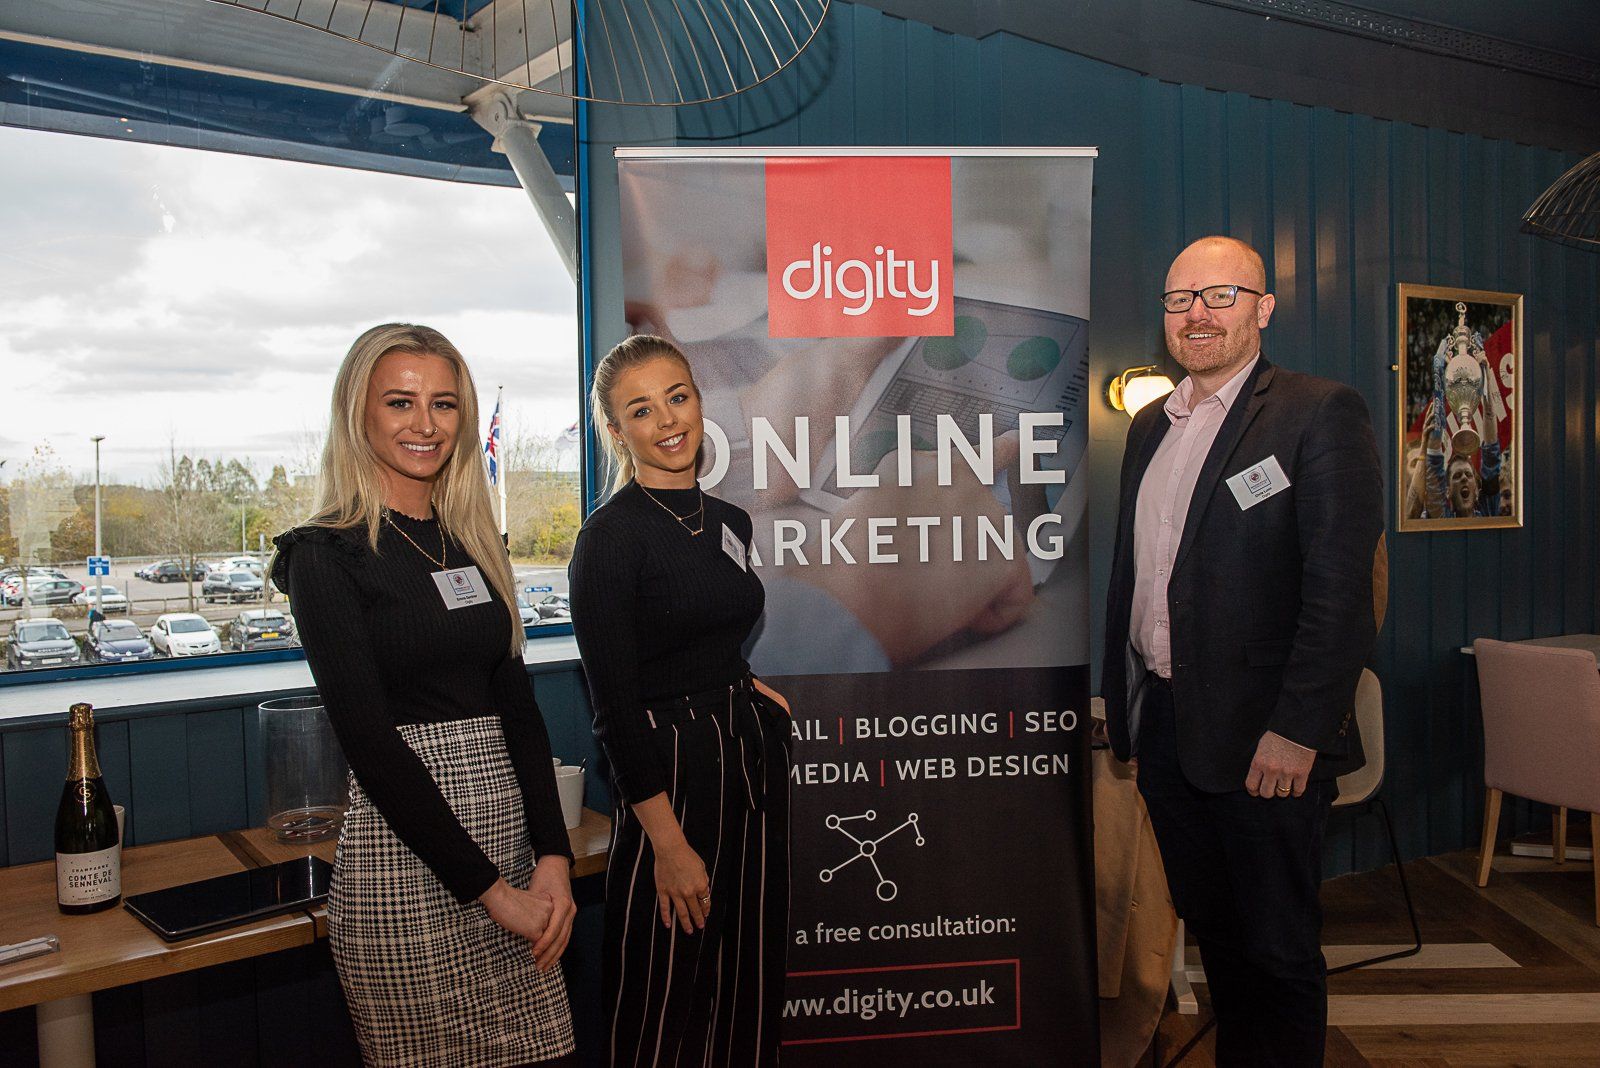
{"left": 329, "top": 715, "right": 576, "bottom": 1068}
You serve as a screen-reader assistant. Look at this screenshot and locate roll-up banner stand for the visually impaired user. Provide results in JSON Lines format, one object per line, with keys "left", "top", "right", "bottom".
{"left": 615, "top": 147, "right": 1099, "bottom": 1065}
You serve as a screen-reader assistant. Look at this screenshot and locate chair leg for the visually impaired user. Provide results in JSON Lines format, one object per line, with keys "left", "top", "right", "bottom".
{"left": 1379, "top": 798, "right": 1423, "bottom": 956}
{"left": 1554, "top": 807, "right": 1568, "bottom": 864}
{"left": 1477, "top": 788, "right": 1503, "bottom": 887}
{"left": 1592, "top": 811, "right": 1599, "bottom": 928}
{"left": 1327, "top": 799, "right": 1423, "bottom": 975}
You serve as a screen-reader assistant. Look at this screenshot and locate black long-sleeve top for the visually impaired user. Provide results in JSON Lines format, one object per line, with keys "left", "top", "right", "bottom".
{"left": 271, "top": 514, "right": 571, "bottom": 904}
{"left": 568, "top": 483, "right": 765, "bottom": 805}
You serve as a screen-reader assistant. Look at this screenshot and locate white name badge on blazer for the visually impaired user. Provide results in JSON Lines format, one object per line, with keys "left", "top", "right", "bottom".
{"left": 431, "top": 565, "right": 490, "bottom": 609}
{"left": 721, "top": 524, "right": 748, "bottom": 571}
{"left": 1225, "top": 455, "right": 1292, "bottom": 511}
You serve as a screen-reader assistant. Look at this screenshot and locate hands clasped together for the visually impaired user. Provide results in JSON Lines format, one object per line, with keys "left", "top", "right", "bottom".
{"left": 479, "top": 855, "right": 577, "bottom": 972}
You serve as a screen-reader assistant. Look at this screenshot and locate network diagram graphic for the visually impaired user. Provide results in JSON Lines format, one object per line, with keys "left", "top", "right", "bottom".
{"left": 818, "top": 809, "right": 926, "bottom": 901}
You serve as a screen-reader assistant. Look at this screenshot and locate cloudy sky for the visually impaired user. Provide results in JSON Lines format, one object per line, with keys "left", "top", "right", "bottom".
{"left": 0, "top": 124, "right": 579, "bottom": 486}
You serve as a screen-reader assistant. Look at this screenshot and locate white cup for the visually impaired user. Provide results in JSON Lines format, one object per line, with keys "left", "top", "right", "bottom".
{"left": 113, "top": 804, "right": 125, "bottom": 846}
{"left": 555, "top": 766, "right": 584, "bottom": 830}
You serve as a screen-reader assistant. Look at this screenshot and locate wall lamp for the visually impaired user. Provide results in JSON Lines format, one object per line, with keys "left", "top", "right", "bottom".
{"left": 1107, "top": 366, "right": 1175, "bottom": 417}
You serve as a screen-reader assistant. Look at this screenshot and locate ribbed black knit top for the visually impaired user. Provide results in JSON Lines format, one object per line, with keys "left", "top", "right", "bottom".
{"left": 270, "top": 513, "right": 570, "bottom": 904}
{"left": 568, "top": 482, "right": 765, "bottom": 805}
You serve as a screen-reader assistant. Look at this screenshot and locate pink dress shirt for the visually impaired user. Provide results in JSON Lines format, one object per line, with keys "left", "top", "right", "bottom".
{"left": 1130, "top": 356, "right": 1259, "bottom": 679}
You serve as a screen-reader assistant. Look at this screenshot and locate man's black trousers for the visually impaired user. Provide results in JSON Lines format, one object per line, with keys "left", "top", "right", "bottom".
{"left": 1135, "top": 674, "right": 1336, "bottom": 1067}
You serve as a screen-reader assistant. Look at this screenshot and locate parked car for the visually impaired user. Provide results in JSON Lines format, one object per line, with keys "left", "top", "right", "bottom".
{"left": 4, "top": 577, "right": 83, "bottom": 606}
{"left": 1, "top": 565, "right": 68, "bottom": 578}
{"left": 221, "top": 555, "right": 265, "bottom": 575}
{"left": 515, "top": 591, "right": 540, "bottom": 626}
{"left": 85, "top": 619, "right": 157, "bottom": 663}
{"left": 5, "top": 619, "right": 82, "bottom": 671}
{"left": 142, "top": 560, "right": 207, "bottom": 583}
{"left": 1, "top": 566, "right": 68, "bottom": 585}
{"left": 72, "top": 585, "right": 131, "bottom": 614}
{"left": 202, "top": 569, "right": 265, "bottom": 604}
{"left": 227, "top": 609, "right": 297, "bottom": 651}
{"left": 533, "top": 594, "right": 571, "bottom": 621}
{"left": 149, "top": 613, "right": 221, "bottom": 657}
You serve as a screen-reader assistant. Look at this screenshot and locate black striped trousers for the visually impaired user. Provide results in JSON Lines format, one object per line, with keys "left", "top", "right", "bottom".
{"left": 604, "top": 680, "right": 792, "bottom": 1068}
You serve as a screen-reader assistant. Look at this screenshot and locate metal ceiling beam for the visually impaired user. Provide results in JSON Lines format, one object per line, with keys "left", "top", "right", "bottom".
{"left": 472, "top": 89, "right": 577, "bottom": 279}
{"left": 0, "top": 0, "right": 485, "bottom": 110}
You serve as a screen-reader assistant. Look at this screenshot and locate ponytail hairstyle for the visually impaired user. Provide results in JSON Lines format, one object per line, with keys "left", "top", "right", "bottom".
{"left": 589, "top": 334, "right": 698, "bottom": 496}
{"left": 293, "top": 323, "right": 526, "bottom": 653}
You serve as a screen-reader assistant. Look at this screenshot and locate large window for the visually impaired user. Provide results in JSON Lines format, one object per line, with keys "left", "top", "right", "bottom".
{"left": 1, "top": 78, "right": 579, "bottom": 678}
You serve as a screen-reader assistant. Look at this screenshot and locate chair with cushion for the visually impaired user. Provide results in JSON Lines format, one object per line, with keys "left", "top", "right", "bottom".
{"left": 1473, "top": 638, "right": 1600, "bottom": 926}
{"left": 1327, "top": 668, "right": 1422, "bottom": 973}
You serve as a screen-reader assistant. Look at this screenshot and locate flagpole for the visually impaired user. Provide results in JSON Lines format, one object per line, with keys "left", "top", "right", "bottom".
{"left": 495, "top": 387, "right": 508, "bottom": 540}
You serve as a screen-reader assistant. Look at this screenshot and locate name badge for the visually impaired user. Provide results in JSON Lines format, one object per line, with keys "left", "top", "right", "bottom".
{"left": 721, "top": 524, "right": 748, "bottom": 571}
{"left": 1225, "top": 455, "right": 1292, "bottom": 511}
{"left": 430, "top": 565, "right": 490, "bottom": 610}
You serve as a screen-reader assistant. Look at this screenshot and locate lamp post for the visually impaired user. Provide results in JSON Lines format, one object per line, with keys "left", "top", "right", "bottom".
{"left": 91, "top": 435, "right": 105, "bottom": 619}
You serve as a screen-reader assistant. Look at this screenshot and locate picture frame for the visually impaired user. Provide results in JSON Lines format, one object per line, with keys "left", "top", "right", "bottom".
{"left": 1396, "top": 283, "right": 1523, "bottom": 532}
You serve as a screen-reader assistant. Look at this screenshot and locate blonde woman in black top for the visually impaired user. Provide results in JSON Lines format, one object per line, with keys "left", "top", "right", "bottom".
{"left": 271, "top": 323, "right": 576, "bottom": 1067}
{"left": 570, "top": 335, "right": 792, "bottom": 1066}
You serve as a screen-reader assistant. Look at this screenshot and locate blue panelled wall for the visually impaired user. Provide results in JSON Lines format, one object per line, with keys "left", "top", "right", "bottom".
{"left": 580, "top": 3, "right": 1600, "bottom": 877}
{"left": 3, "top": 1, "right": 1597, "bottom": 1062}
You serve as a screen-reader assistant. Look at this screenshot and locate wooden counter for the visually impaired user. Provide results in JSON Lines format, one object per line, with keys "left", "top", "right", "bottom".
{"left": 0, "top": 837, "right": 313, "bottom": 1013}
{"left": 0, "top": 809, "right": 611, "bottom": 1013}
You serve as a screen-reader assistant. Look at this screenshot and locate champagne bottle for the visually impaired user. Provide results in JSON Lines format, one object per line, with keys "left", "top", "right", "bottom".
{"left": 55, "top": 702, "right": 121, "bottom": 914}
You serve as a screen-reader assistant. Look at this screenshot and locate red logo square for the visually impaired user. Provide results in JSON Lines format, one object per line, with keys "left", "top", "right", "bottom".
{"left": 765, "top": 156, "right": 953, "bottom": 338}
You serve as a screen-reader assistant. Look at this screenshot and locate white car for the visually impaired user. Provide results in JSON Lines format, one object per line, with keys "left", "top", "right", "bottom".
{"left": 72, "top": 585, "right": 131, "bottom": 614}
{"left": 221, "top": 555, "right": 265, "bottom": 575}
{"left": 149, "top": 613, "right": 222, "bottom": 657}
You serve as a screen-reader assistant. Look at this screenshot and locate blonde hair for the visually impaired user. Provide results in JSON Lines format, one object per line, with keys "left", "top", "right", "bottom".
{"left": 589, "top": 335, "right": 697, "bottom": 496}
{"left": 290, "top": 323, "right": 524, "bottom": 652}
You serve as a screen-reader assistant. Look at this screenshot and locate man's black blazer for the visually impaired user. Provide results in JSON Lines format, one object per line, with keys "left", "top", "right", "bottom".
{"left": 1101, "top": 357, "right": 1382, "bottom": 793}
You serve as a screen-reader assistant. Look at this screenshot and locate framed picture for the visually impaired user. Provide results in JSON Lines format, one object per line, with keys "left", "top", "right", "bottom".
{"left": 1396, "top": 284, "right": 1523, "bottom": 531}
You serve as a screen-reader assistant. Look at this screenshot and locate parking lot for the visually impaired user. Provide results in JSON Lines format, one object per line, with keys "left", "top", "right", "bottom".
{"left": 1, "top": 556, "right": 571, "bottom": 670}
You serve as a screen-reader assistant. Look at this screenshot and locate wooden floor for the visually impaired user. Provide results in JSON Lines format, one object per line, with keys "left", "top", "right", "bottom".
{"left": 1150, "top": 846, "right": 1600, "bottom": 1067}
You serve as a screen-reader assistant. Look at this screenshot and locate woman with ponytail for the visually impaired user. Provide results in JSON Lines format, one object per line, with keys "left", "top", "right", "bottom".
{"left": 570, "top": 335, "right": 793, "bottom": 1066}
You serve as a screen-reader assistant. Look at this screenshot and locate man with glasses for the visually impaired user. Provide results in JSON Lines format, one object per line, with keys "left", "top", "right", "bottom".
{"left": 1102, "top": 236, "right": 1383, "bottom": 1065}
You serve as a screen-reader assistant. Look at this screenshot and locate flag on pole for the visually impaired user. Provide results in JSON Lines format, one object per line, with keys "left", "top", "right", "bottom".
{"left": 484, "top": 391, "right": 503, "bottom": 487}
{"left": 486, "top": 388, "right": 508, "bottom": 538}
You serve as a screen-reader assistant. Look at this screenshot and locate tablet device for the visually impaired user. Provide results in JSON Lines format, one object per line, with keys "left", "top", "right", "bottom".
{"left": 123, "top": 856, "right": 332, "bottom": 942}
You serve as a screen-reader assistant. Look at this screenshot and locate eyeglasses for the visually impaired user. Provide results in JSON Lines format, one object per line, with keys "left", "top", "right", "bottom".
{"left": 1160, "top": 284, "right": 1263, "bottom": 313}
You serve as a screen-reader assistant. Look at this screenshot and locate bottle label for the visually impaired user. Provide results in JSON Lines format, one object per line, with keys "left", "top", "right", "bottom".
{"left": 56, "top": 844, "right": 121, "bottom": 905}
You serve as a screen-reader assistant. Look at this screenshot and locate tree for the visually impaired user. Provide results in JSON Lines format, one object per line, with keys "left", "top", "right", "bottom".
{"left": 502, "top": 428, "right": 582, "bottom": 563}
{"left": 149, "top": 443, "right": 232, "bottom": 609}
{"left": 259, "top": 431, "right": 321, "bottom": 537}
{"left": 50, "top": 508, "right": 94, "bottom": 561}
{"left": 8, "top": 444, "right": 77, "bottom": 568}
{"left": 219, "top": 459, "right": 259, "bottom": 500}
{"left": 0, "top": 485, "right": 18, "bottom": 566}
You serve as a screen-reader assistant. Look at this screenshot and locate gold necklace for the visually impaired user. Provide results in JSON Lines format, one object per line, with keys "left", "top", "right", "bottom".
{"left": 637, "top": 482, "right": 705, "bottom": 536}
{"left": 384, "top": 511, "right": 448, "bottom": 568}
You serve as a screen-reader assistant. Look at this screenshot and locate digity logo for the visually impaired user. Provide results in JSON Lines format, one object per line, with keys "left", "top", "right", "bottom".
{"left": 765, "top": 156, "right": 953, "bottom": 338}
